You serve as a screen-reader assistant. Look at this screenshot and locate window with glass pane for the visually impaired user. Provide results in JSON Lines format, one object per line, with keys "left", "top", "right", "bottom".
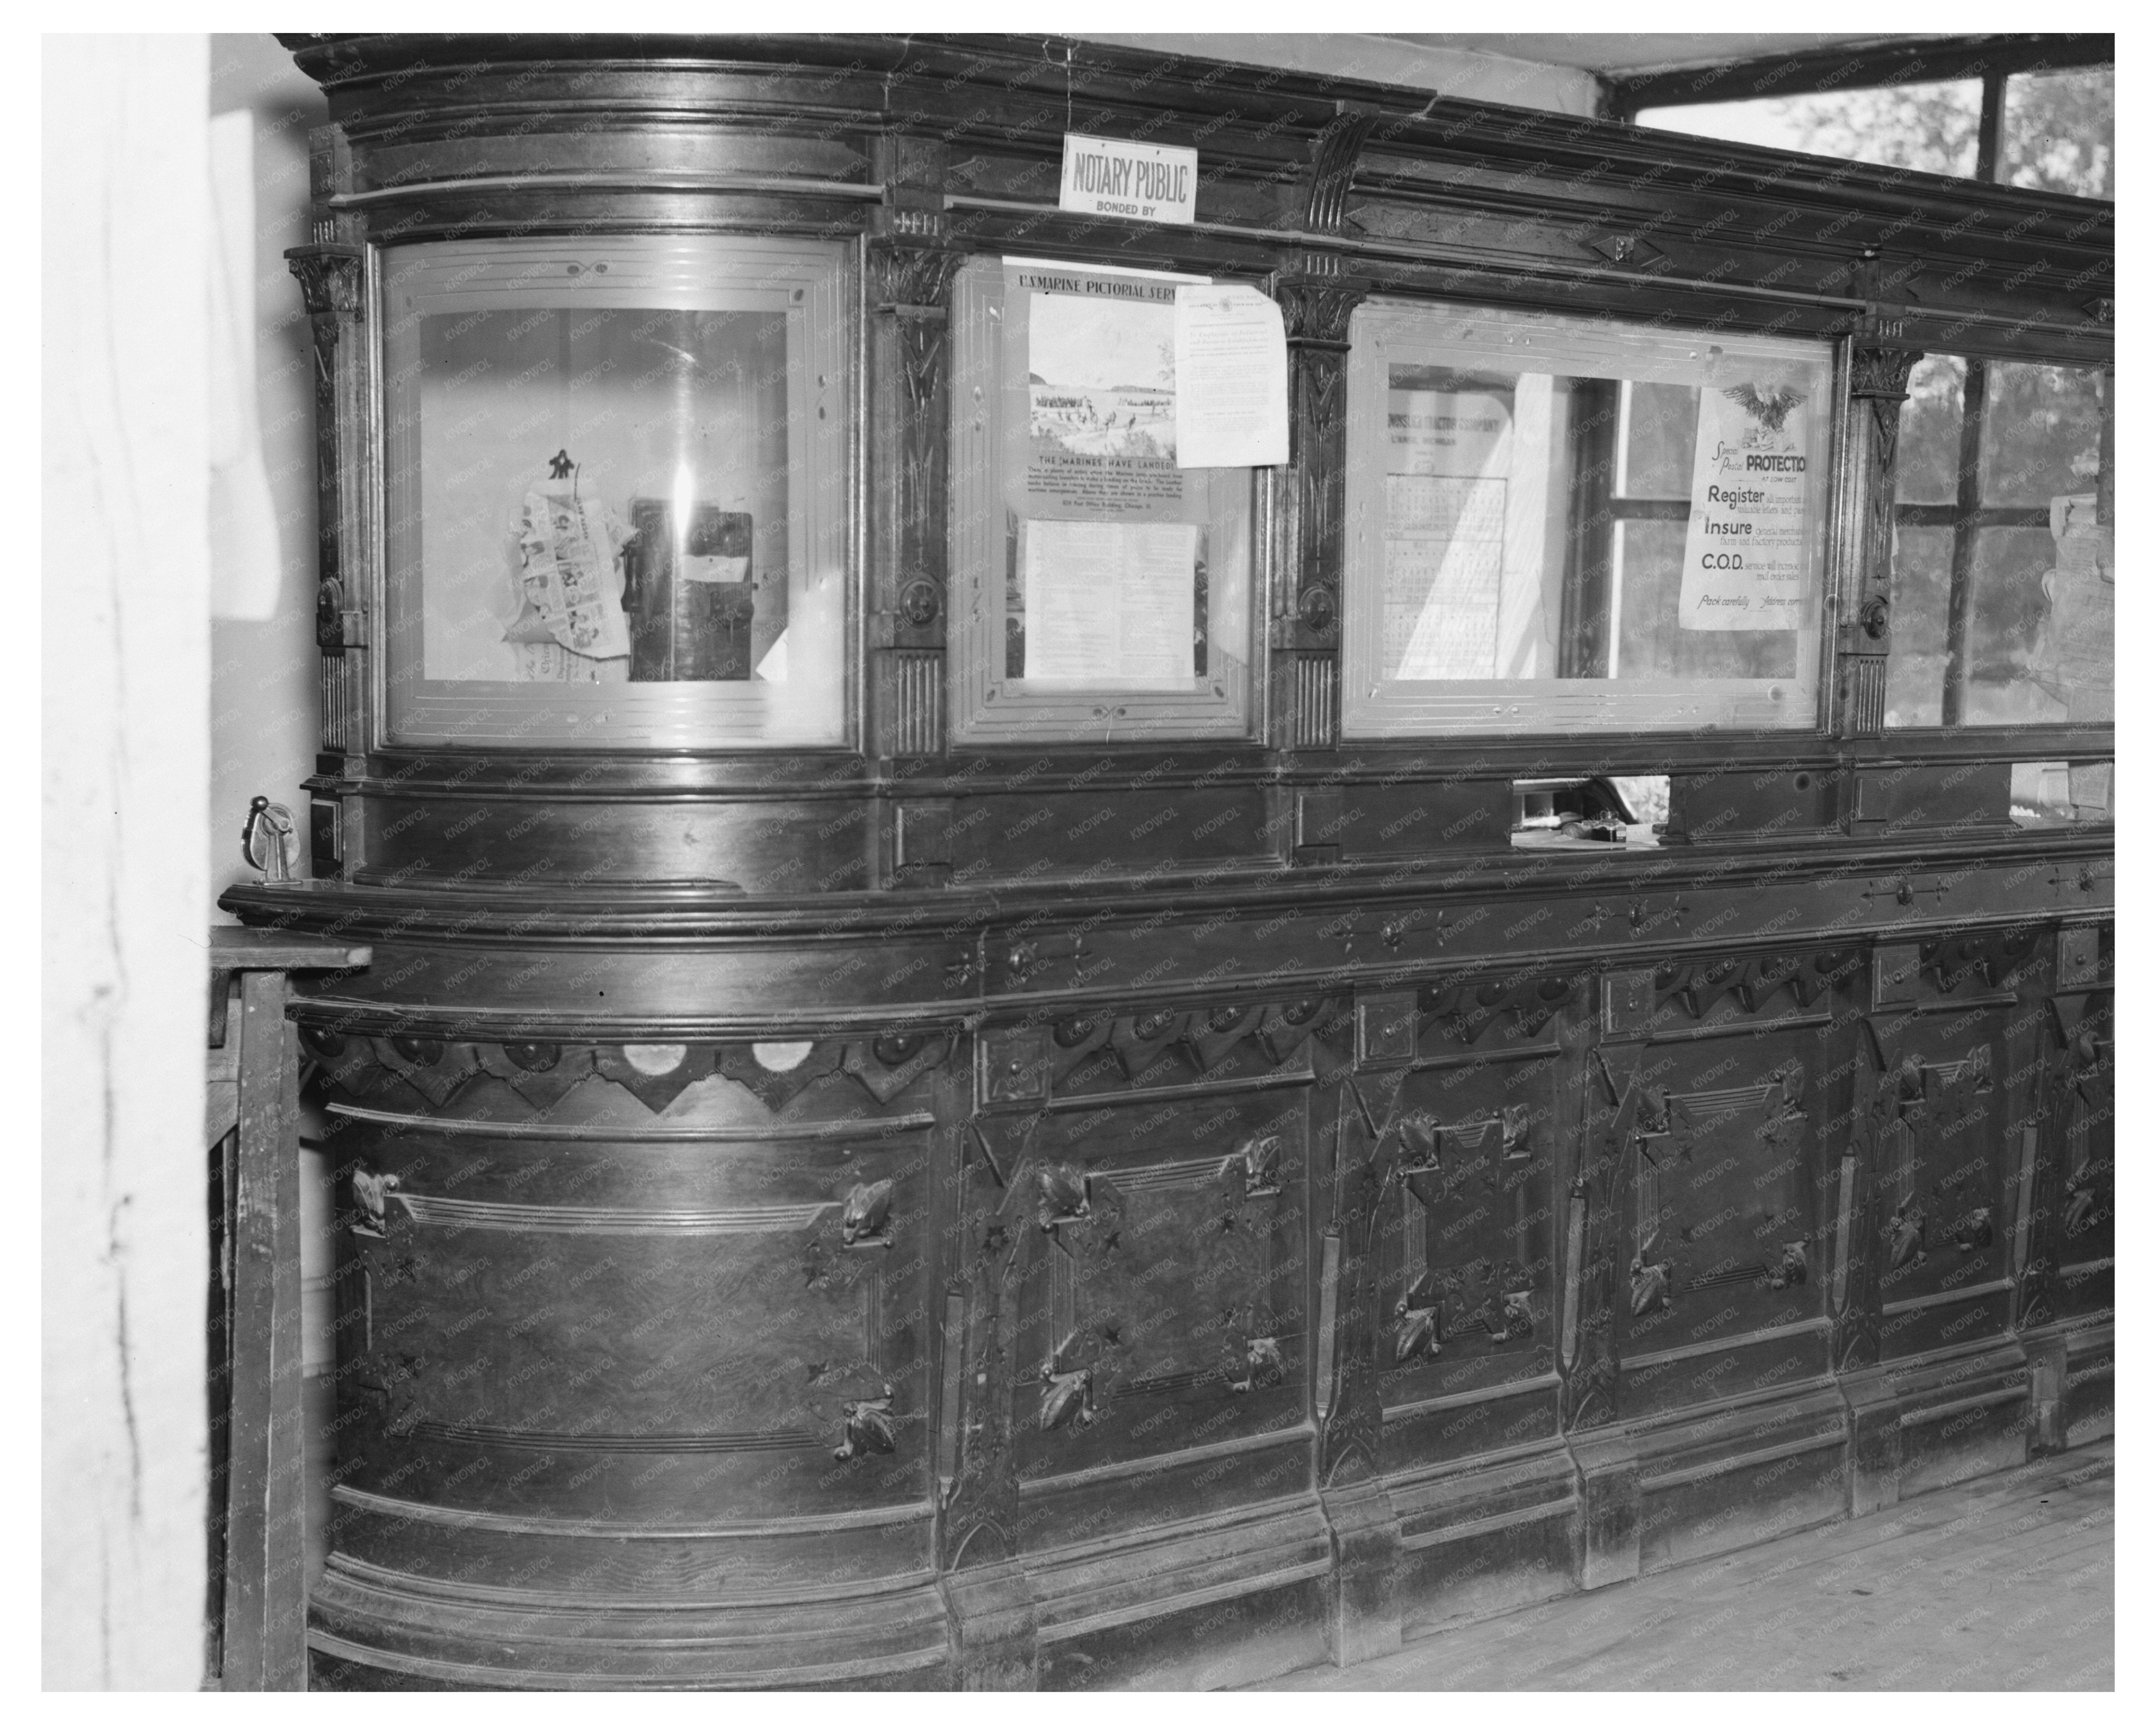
{"left": 1888, "top": 355, "right": 2112, "bottom": 729}
{"left": 1636, "top": 79, "right": 1983, "bottom": 179}
{"left": 1343, "top": 304, "right": 1833, "bottom": 736}
{"left": 379, "top": 237, "right": 851, "bottom": 749}
{"left": 2005, "top": 67, "right": 2114, "bottom": 199}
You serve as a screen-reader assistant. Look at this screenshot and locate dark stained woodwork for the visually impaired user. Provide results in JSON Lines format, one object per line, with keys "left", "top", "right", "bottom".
{"left": 227, "top": 31, "right": 2113, "bottom": 1690}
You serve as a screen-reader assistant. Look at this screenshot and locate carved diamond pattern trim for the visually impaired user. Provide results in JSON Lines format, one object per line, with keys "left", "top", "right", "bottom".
{"left": 1422, "top": 974, "right": 1579, "bottom": 1043}
{"left": 1047, "top": 1014, "right": 1114, "bottom": 1087}
{"left": 1256, "top": 998, "right": 1329, "bottom": 1065}
{"left": 368, "top": 1035, "right": 483, "bottom": 1107}
{"left": 716, "top": 1040, "right": 842, "bottom": 1112}
{"left": 593, "top": 1043, "right": 714, "bottom": 1112}
{"left": 473, "top": 1042, "right": 598, "bottom": 1108}
{"left": 1184, "top": 1006, "right": 1263, "bottom": 1072}
{"left": 841, "top": 1032, "right": 954, "bottom": 1105}
{"left": 1108, "top": 1011, "right": 1190, "bottom": 1081}
{"left": 1918, "top": 928, "right": 2040, "bottom": 995}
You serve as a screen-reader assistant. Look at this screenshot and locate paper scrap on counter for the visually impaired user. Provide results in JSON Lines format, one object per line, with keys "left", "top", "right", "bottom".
{"left": 1021, "top": 520, "right": 1198, "bottom": 686}
{"left": 1173, "top": 284, "right": 1288, "bottom": 468}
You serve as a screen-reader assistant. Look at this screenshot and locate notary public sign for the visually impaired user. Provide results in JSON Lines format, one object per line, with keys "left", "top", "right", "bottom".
{"left": 1059, "top": 132, "right": 1199, "bottom": 224}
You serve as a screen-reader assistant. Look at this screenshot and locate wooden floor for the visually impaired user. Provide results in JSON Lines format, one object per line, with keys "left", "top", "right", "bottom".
{"left": 1257, "top": 1441, "right": 2115, "bottom": 1692}
{"left": 297, "top": 1381, "right": 2110, "bottom": 1692}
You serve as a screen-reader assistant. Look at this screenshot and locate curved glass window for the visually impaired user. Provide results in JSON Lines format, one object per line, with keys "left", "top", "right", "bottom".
{"left": 379, "top": 236, "right": 851, "bottom": 749}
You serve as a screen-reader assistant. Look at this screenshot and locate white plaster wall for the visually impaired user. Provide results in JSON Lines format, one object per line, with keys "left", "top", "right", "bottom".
{"left": 209, "top": 36, "right": 326, "bottom": 920}
{"left": 43, "top": 32, "right": 213, "bottom": 1690}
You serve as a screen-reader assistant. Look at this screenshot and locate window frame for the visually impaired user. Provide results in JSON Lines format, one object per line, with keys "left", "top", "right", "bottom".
{"left": 372, "top": 233, "right": 858, "bottom": 754}
{"left": 1611, "top": 34, "right": 2113, "bottom": 204}
{"left": 1889, "top": 351, "right": 2114, "bottom": 728}
{"left": 1339, "top": 298, "right": 1844, "bottom": 741}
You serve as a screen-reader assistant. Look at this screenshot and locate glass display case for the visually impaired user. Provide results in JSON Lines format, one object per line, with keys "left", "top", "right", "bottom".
{"left": 1342, "top": 302, "right": 1836, "bottom": 737}
{"left": 378, "top": 236, "right": 852, "bottom": 749}
{"left": 947, "top": 257, "right": 1257, "bottom": 744}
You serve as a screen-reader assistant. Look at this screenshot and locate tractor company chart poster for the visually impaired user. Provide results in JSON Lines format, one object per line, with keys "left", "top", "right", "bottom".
{"left": 1383, "top": 381, "right": 1515, "bottom": 679}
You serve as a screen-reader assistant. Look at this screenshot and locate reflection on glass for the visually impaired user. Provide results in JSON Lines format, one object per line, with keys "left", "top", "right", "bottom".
{"left": 1884, "top": 525, "right": 1953, "bottom": 728}
{"left": 412, "top": 308, "right": 789, "bottom": 687}
{"left": 1637, "top": 79, "right": 1982, "bottom": 178}
{"left": 1964, "top": 527, "right": 2081, "bottom": 724}
{"left": 1894, "top": 355, "right": 1967, "bottom": 505}
{"left": 1346, "top": 305, "right": 1831, "bottom": 735}
{"left": 2005, "top": 67, "right": 2114, "bottom": 199}
{"left": 1886, "top": 354, "right": 2111, "bottom": 729}
{"left": 1613, "top": 519, "right": 1798, "bottom": 682}
{"left": 1616, "top": 381, "right": 1697, "bottom": 498}
{"left": 1980, "top": 363, "right": 2108, "bottom": 503}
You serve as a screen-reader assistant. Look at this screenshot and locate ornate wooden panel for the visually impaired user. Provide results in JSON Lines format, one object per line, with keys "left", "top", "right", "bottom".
{"left": 1614, "top": 1050, "right": 1828, "bottom": 1417}
{"left": 1007, "top": 1090, "right": 1311, "bottom": 1538}
{"left": 1376, "top": 1052, "right": 1561, "bottom": 1470}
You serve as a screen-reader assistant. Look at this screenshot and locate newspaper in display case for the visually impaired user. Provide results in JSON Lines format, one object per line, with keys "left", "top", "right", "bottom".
{"left": 1021, "top": 520, "right": 1198, "bottom": 687}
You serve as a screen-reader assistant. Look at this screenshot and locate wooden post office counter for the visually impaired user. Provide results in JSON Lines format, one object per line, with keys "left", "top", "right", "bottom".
{"left": 226, "top": 34, "right": 2114, "bottom": 1689}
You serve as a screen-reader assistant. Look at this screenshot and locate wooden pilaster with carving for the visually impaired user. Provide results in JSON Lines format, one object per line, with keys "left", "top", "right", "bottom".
{"left": 1272, "top": 271, "right": 1366, "bottom": 753}
{"left": 1834, "top": 1018, "right": 1899, "bottom": 1374}
{"left": 288, "top": 226, "right": 371, "bottom": 874}
{"left": 937, "top": 1116, "right": 1041, "bottom": 1688}
{"left": 866, "top": 144, "right": 965, "bottom": 770}
{"left": 1314, "top": 1065, "right": 1407, "bottom": 1666}
{"left": 1561, "top": 1049, "right": 1639, "bottom": 1433}
{"left": 1837, "top": 344, "right": 1918, "bottom": 743}
{"left": 1318, "top": 1072, "right": 1403, "bottom": 1488}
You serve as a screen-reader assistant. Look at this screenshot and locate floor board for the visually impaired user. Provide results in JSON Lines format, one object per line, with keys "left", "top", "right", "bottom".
{"left": 1253, "top": 1441, "right": 2115, "bottom": 1691}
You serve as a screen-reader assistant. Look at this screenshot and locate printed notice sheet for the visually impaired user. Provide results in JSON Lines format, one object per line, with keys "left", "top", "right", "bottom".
{"left": 1679, "top": 380, "right": 1812, "bottom": 631}
{"left": 1011, "top": 262, "right": 1199, "bottom": 517}
{"left": 1383, "top": 385, "right": 1515, "bottom": 679}
{"left": 1021, "top": 520, "right": 1198, "bottom": 686}
{"left": 1173, "top": 285, "right": 1288, "bottom": 468}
